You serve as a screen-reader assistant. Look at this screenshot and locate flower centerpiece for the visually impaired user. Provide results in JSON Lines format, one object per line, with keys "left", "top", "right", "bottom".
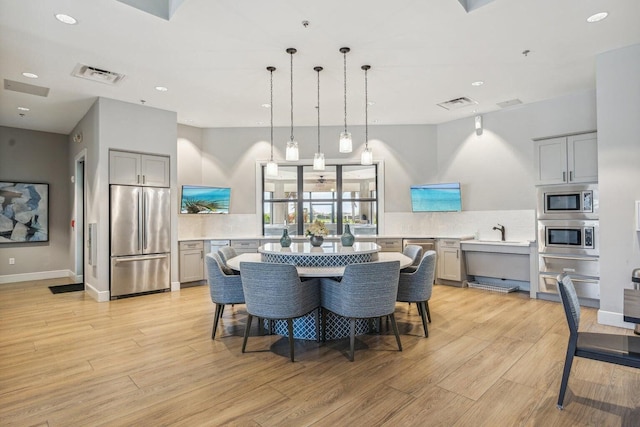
{"left": 305, "top": 220, "right": 329, "bottom": 247}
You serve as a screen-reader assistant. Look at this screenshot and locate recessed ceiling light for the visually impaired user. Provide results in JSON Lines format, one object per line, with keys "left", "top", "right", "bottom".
{"left": 587, "top": 12, "right": 608, "bottom": 23}
{"left": 17, "top": 107, "right": 30, "bottom": 111}
{"left": 55, "top": 13, "right": 77, "bottom": 25}
{"left": 22, "top": 72, "right": 38, "bottom": 79}
{"left": 471, "top": 81, "right": 484, "bottom": 86}
{"left": 261, "top": 103, "right": 271, "bottom": 108}
{"left": 155, "top": 86, "right": 168, "bottom": 92}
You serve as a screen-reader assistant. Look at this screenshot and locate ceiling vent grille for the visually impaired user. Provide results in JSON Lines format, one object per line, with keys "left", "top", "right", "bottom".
{"left": 437, "top": 96, "right": 478, "bottom": 111}
{"left": 497, "top": 98, "right": 523, "bottom": 108}
{"left": 72, "top": 64, "right": 125, "bottom": 85}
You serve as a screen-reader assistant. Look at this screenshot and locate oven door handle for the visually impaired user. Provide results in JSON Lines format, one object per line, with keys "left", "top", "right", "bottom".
{"left": 540, "top": 254, "right": 598, "bottom": 261}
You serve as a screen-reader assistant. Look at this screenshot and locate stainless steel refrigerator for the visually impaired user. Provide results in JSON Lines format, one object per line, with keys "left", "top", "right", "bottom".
{"left": 110, "top": 185, "right": 171, "bottom": 298}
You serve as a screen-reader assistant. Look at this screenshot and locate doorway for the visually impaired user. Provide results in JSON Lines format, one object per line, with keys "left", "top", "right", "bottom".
{"left": 74, "top": 150, "right": 86, "bottom": 284}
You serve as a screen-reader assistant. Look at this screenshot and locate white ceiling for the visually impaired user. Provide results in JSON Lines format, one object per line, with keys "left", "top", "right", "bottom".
{"left": 1, "top": 0, "right": 639, "bottom": 135}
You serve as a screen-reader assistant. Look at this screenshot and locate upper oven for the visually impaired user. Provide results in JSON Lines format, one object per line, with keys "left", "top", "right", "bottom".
{"left": 537, "top": 184, "right": 598, "bottom": 219}
{"left": 538, "top": 219, "right": 599, "bottom": 256}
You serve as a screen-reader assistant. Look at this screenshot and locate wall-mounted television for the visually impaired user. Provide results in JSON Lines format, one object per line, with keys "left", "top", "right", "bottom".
{"left": 180, "top": 185, "right": 230, "bottom": 214}
{"left": 410, "top": 182, "right": 462, "bottom": 212}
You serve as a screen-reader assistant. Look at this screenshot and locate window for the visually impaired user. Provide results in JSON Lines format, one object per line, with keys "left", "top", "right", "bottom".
{"left": 263, "top": 164, "right": 378, "bottom": 236}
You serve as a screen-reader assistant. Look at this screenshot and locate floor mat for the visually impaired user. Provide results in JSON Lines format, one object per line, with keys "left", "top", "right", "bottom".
{"left": 49, "top": 283, "right": 84, "bottom": 294}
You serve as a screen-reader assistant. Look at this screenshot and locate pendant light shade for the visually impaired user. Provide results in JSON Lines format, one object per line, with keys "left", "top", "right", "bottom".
{"left": 285, "top": 48, "right": 299, "bottom": 161}
{"left": 265, "top": 66, "right": 278, "bottom": 177}
{"left": 339, "top": 47, "right": 353, "bottom": 153}
{"left": 361, "top": 65, "right": 373, "bottom": 166}
{"left": 313, "top": 66, "right": 325, "bottom": 171}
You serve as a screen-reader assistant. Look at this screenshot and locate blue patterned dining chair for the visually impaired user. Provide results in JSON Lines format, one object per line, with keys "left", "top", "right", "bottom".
{"left": 320, "top": 261, "right": 402, "bottom": 361}
{"left": 397, "top": 250, "right": 437, "bottom": 337}
{"left": 239, "top": 262, "right": 320, "bottom": 362}
{"left": 205, "top": 253, "right": 245, "bottom": 340}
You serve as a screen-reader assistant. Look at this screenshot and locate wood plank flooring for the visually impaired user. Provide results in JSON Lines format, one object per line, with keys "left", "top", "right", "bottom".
{"left": 1, "top": 278, "right": 639, "bottom": 426}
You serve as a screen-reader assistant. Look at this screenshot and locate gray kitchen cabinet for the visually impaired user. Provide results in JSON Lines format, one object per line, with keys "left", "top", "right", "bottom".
{"left": 437, "top": 239, "right": 465, "bottom": 283}
{"left": 179, "top": 241, "right": 204, "bottom": 283}
{"left": 110, "top": 150, "right": 170, "bottom": 187}
{"left": 376, "top": 238, "right": 402, "bottom": 252}
{"left": 230, "top": 239, "right": 260, "bottom": 254}
{"left": 534, "top": 132, "right": 597, "bottom": 185}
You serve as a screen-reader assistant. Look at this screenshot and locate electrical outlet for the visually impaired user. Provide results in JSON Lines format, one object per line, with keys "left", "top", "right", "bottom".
{"left": 9, "top": 258, "right": 15, "bottom": 265}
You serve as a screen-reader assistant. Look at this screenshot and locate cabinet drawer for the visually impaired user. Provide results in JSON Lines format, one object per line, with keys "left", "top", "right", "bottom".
{"left": 179, "top": 241, "right": 203, "bottom": 250}
{"left": 438, "top": 239, "right": 461, "bottom": 248}
{"left": 231, "top": 240, "right": 260, "bottom": 253}
{"left": 377, "top": 238, "right": 402, "bottom": 252}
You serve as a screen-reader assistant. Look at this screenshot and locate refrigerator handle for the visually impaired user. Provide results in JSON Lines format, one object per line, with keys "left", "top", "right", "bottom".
{"left": 137, "top": 191, "right": 142, "bottom": 252}
{"left": 143, "top": 191, "right": 148, "bottom": 250}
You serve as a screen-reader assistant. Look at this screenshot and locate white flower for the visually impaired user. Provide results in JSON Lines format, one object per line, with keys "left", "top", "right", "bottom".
{"left": 305, "top": 220, "right": 329, "bottom": 237}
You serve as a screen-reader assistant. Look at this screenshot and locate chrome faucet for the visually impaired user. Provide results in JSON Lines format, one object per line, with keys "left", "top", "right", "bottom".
{"left": 493, "top": 224, "right": 505, "bottom": 241}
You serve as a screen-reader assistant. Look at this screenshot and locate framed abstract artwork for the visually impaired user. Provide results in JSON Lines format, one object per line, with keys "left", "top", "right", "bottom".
{"left": 0, "top": 181, "right": 49, "bottom": 243}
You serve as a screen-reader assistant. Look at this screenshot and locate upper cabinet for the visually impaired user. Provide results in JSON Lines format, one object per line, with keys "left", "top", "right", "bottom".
{"left": 534, "top": 132, "right": 598, "bottom": 185}
{"left": 110, "top": 150, "right": 170, "bottom": 187}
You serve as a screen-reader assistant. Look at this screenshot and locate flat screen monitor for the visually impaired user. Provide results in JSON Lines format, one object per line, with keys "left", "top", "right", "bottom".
{"left": 180, "top": 185, "right": 230, "bottom": 214}
{"left": 410, "top": 182, "right": 462, "bottom": 212}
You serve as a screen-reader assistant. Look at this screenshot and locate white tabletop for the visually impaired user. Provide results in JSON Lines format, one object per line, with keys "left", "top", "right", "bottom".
{"left": 226, "top": 252, "right": 413, "bottom": 277}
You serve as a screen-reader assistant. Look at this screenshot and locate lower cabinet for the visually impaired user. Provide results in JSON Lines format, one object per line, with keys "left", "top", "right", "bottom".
{"left": 179, "top": 241, "right": 204, "bottom": 283}
{"left": 376, "top": 238, "right": 402, "bottom": 252}
{"left": 437, "top": 239, "right": 465, "bottom": 284}
{"left": 230, "top": 239, "right": 260, "bottom": 254}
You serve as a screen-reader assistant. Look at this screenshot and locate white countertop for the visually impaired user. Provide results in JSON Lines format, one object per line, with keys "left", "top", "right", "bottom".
{"left": 179, "top": 234, "right": 476, "bottom": 242}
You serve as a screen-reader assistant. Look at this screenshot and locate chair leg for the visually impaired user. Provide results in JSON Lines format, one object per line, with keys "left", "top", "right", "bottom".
{"left": 242, "top": 314, "right": 253, "bottom": 353}
{"left": 426, "top": 300, "right": 431, "bottom": 323}
{"left": 389, "top": 313, "right": 403, "bottom": 352}
{"left": 349, "top": 318, "right": 356, "bottom": 362}
{"left": 418, "top": 301, "right": 429, "bottom": 338}
{"left": 212, "top": 303, "right": 223, "bottom": 340}
{"left": 315, "top": 308, "right": 321, "bottom": 343}
{"left": 322, "top": 308, "right": 327, "bottom": 342}
{"left": 557, "top": 339, "right": 577, "bottom": 409}
{"left": 287, "top": 318, "right": 295, "bottom": 362}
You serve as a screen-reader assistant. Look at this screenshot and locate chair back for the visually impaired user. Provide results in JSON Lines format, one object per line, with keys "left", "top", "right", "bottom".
{"left": 403, "top": 245, "right": 423, "bottom": 266}
{"left": 240, "top": 262, "right": 319, "bottom": 319}
{"left": 397, "top": 250, "right": 437, "bottom": 302}
{"left": 205, "top": 253, "right": 244, "bottom": 304}
{"left": 333, "top": 261, "right": 401, "bottom": 318}
{"left": 218, "top": 246, "right": 238, "bottom": 264}
{"left": 557, "top": 273, "right": 581, "bottom": 336}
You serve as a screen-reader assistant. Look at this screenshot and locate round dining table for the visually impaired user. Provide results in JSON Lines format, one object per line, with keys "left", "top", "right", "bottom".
{"left": 225, "top": 241, "right": 413, "bottom": 340}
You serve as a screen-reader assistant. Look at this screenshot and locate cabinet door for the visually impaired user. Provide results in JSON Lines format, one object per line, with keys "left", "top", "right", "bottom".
{"left": 110, "top": 151, "right": 141, "bottom": 185}
{"left": 179, "top": 249, "right": 204, "bottom": 282}
{"left": 438, "top": 247, "right": 461, "bottom": 281}
{"left": 534, "top": 137, "right": 568, "bottom": 185}
{"left": 141, "top": 154, "right": 170, "bottom": 187}
{"left": 567, "top": 132, "right": 597, "bottom": 183}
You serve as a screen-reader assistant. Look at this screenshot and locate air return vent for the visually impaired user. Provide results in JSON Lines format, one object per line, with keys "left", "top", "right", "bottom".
{"left": 72, "top": 64, "right": 125, "bottom": 85}
{"left": 437, "top": 96, "right": 478, "bottom": 111}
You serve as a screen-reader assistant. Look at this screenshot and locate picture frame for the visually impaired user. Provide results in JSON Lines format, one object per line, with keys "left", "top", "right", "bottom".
{"left": 0, "top": 181, "right": 49, "bottom": 243}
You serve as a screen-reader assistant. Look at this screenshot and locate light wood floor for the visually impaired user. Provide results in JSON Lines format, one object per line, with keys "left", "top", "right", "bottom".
{"left": 1, "top": 278, "right": 639, "bottom": 426}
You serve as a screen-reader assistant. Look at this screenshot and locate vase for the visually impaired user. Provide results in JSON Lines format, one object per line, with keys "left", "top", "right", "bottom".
{"left": 280, "top": 228, "right": 291, "bottom": 248}
{"left": 309, "top": 235, "right": 324, "bottom": 247}
{"left": 341, "top": 224, "right": 355, "bottom": 247}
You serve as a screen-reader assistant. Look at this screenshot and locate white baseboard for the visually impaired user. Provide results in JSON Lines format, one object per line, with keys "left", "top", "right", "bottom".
{"left": 84, "top": 281, "right": 110, "bottom": 302}
{"left": 0, "top": 269, "right": 75, "bottom": 284}
{"left": 171, "top": 281, "right": 181, "bottom": 291}
{"left": 598, "top": 309, "right": 636, "bottom": 330}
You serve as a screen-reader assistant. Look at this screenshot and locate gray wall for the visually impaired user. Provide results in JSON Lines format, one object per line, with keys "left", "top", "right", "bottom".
{"left": 597, "top": 43, "right": 640, "bottom": 324}
{"left": 0, "top": 126, "right": 71, "bottom": 278}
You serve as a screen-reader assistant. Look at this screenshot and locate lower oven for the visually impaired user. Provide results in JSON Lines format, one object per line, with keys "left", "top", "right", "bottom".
{"left": 538, "top": 253, "right": 600, "bottom": 300}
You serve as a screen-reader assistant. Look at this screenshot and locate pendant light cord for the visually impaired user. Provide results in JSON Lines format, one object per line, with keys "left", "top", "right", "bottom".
{"left": 343, "top": 49, "right": 348, "bottom": 133}
{"left": 270, "top": 67, "right": 274, "bottom": 161}
{"left": 317, "top": 67, "right": 321, "bottom": 152}
{"left": 289, "top": 50, "right": 294, "bottom": 142}
{"left": 364, "top": 65, "right": 370, "bottom": 148}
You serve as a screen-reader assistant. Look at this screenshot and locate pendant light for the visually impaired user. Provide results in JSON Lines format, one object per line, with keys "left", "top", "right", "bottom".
{"left": 265, "top": 66, "right": 278, "bottom": 177}
{"left": 339, "top": 47, "right": 353, "bottom": 153}
{"left": 361, "top": 65, "right": 373, "bottom": 165}
{"left": 285, "top": 48, "right": 299, "bottom": 161}
{"left": 313, "top": 66, "right": 325, "bottom": 171}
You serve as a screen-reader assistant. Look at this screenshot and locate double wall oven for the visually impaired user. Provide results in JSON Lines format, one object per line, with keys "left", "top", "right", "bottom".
{"left": 537, "top": 184, "right": 600, "bottom": 304}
